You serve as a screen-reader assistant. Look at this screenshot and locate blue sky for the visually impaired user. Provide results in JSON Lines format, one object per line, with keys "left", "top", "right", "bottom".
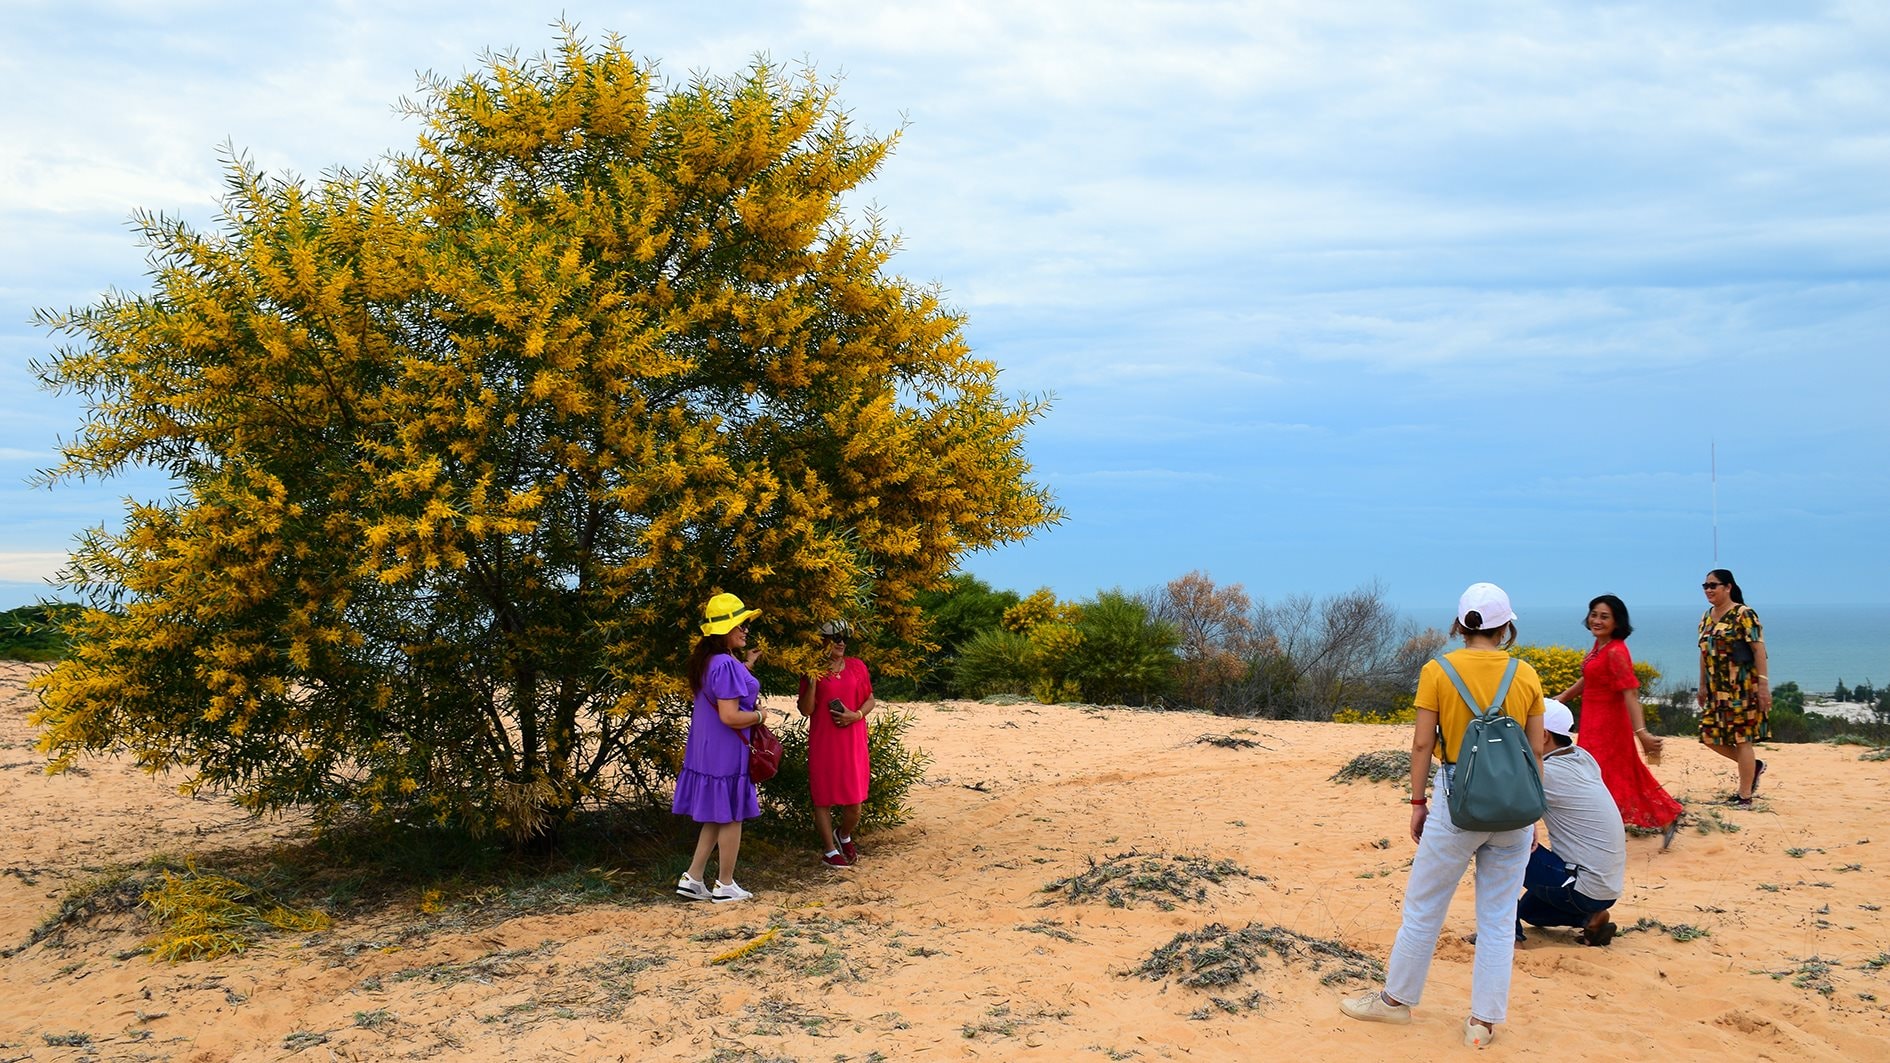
{"left": 3, "top": 1, "right": 1886, "bottom": 617}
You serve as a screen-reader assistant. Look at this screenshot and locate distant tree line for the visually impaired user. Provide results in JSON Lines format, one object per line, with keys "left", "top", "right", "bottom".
{"left": 881, "top": 571, "right": 1452, "bottom": 720}
{"left": 0, "top": 604, "right": 84, "bottom": 662}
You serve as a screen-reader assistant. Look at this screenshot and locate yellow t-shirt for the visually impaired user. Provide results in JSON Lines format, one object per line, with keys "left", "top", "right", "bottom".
{"left": 1416, "top": 648, "right": 1545, "bottom": 763}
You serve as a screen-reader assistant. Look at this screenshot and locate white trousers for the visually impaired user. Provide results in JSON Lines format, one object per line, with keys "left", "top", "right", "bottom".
{"left": 1384, "top": 767, "right": 1532, "bottom": 1024}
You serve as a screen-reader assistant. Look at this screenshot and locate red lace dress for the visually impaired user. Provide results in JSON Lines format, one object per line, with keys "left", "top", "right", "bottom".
{"left": 1575, "top": 639, "right": 1683, "bottom": 830}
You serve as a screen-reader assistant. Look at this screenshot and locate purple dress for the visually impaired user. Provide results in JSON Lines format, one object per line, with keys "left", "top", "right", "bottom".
{"left": 671, "top": 654, "right": 762, "bottom": 823}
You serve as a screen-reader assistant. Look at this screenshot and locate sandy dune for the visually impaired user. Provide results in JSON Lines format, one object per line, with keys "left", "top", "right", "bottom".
{"left": 3, "top": 659, "right": 1888, "bottom": 1061}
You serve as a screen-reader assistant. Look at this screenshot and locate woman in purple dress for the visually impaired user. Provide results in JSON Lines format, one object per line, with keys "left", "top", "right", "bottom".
{"left": 673, "top": 592, "right": 767, "bottom": 903}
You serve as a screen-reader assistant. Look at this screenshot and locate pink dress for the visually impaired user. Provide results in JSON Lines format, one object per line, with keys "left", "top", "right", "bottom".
{"left": 799, "top": 657, "right": 872, "bottom": 806}
{"left": 1575, "top": 640, "right": 1682, "bottom": 830}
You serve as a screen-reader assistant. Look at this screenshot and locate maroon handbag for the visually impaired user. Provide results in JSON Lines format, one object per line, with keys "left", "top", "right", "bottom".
{"left": 747, "top": 719, "right": 784, "bottom": 783}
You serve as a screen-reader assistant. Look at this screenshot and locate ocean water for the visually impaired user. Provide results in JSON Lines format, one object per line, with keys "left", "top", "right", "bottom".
{"left": 1524, "top": 603, "right": 1890, "bottom": 697}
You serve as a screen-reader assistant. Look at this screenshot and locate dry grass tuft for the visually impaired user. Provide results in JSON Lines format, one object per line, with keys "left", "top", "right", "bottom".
{"left": 1129, "top": 921, "right": 1385, "bottom": 994}
{"left": 1041, "top": 850, "right": 1260, "bottom": 911}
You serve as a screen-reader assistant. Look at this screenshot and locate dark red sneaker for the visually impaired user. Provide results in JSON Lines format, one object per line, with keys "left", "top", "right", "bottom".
{"left": 820, "top": 850, "right": 851, "bottom": 869}
{"left": 839, "top": 838, "right": 859, "bottom": 864}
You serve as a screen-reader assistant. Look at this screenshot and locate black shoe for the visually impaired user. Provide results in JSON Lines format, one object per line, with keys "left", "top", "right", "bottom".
{"left": 1580, "top": 920, "right": 1617, "bottom": 947}
{"left": 1752, "top": 759, "right": 1767, "bottom": 793}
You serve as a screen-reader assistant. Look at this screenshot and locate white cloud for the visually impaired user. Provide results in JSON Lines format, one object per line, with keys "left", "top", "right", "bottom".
{"left": 0, "top": 552, "right": 69, "bottom": 583}
{"left": 1, "top": 1, "right": 1885, "bottom": 606}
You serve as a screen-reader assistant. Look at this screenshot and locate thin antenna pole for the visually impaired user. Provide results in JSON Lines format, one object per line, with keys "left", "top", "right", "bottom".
{"left": 1711, "top": 440, "right": 1718, "bottom": 564}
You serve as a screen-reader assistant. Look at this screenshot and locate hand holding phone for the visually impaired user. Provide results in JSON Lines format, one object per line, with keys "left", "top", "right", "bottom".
{"left": 828, "top": 697, "right": 849, "bottom": 727}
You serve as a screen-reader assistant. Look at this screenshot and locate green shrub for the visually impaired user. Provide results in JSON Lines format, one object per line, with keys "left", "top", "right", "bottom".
{"left": 953, "top": 628, "right": 1037, "bottom": 698}
{"left": 756, "top": 706, "right": 930, "bottom": 840}
{"left": 0, "top": 604, "right": 85, "bottom": 662}
{"left": 1071, "top": 590, "right": 1179, "bottom": 706}
{"left": 907, "top": 574, "right": 1021, "bottom": 698}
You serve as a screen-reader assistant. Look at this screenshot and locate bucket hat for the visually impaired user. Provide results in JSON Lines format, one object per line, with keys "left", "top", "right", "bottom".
{"left": 700, "top": 592, "right": 761, "bottom": 636}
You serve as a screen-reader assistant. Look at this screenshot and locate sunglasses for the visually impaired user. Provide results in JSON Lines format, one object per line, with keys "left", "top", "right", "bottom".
{"left": 1701, "top": 582, "right": 1724, "bottom": 590}
{"left": 823, "top": 633, "right": 847, "bottom": 643}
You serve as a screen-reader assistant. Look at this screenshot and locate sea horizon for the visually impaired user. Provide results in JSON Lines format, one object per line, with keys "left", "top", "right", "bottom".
{"left": 1483, "top": 602, "right": 1890, "bottom": 698}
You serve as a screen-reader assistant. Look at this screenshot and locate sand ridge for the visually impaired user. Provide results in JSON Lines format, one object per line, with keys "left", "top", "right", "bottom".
{"left": 2, "top": 660, "right": 1888, "bottom": 1060}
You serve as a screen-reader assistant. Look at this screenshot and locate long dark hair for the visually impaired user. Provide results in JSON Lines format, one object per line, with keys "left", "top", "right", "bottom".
{"left": 688, "top": 632, "right": 733, "bottom": 694}
{"left": 1708, "top": 568, "right": 1746, "bottom": 605}
{"left": 1588, "top": 594, "right": 1634, "bottom": 639}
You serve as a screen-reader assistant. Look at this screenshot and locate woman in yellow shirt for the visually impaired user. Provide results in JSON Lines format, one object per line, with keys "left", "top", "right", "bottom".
{"left": 1341, "top": 582, "right": 1546, "bottom": 1049}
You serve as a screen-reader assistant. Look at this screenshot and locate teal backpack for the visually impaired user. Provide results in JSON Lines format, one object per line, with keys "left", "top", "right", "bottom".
{"left": 1435, "top": 656, "right": 1547, "bottom": 832}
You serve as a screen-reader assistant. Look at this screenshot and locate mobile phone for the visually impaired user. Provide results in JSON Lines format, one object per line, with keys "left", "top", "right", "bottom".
{"left": 828, "top": 698, "right": 848, "bottom": 726}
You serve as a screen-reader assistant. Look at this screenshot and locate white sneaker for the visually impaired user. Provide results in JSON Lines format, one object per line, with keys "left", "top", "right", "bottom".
{"left": 1339, "top": 989, "right": 1412, "bottom": 1025}
{"left": 676, "top": 873, "right": 712, "bottom": 901}
{"left": 710, "top": 880, "right": 754, "bottom": 903}
{"left": 1464, "top": 1018, "right": 1497, "bottom": 1048}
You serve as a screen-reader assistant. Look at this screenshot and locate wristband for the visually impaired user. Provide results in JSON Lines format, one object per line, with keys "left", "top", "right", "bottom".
{"left": 1408, "top": 798, "right": 1427, "bottom": 805}
{"left": 1635, "top": 728, "right": 1650, "bottom": 735}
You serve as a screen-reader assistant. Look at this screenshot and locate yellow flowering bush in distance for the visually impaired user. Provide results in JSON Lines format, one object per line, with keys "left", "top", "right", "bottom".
{"left": 30, "top": 30, "right": 1057, "bottom": 842}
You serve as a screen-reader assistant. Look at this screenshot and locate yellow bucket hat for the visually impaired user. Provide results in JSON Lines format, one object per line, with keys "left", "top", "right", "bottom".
{"left": 700, "top": 592, "right": 762, "bottom": 636}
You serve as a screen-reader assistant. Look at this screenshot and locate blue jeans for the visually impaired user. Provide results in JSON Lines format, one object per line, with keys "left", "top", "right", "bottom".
{"left": 1516, "top": 846, "right": 1614, "bottom": 930}
{"left": 1385, "top": 767, "right": 1533, "bottom": 1025}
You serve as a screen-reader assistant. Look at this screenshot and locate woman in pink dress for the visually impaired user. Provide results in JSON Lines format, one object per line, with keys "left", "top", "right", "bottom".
{"left": 1553, "top": 594, "right": 1683, "bottom": 847}
{"left": 797, "top": 620, "right": 874, "bottom": 868}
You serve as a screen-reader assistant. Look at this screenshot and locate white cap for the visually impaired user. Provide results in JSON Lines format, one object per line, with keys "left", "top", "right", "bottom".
{"left": 818, "top": 619, "right": 850, "bottom": 637}
{"left": 1542, "top": 698, "right": 1574, "bottom": 737}
{"left": 1457, "top": 582, "right": 1516, "bottom": 630}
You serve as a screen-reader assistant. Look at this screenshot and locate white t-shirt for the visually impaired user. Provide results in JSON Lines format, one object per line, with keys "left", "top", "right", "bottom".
{"left": 1540, "top": 745, "right": 1627, "bottom": 901}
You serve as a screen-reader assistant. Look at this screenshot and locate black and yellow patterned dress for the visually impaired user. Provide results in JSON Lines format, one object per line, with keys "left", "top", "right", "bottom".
{"left": 1697, "top": 604, "right": 1767, "bottom": 744}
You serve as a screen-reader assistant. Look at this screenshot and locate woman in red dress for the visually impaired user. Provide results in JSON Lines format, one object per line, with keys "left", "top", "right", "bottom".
{"left": 1554, "top": 594, "right": 1683, "bottom": 847}
{"left": 797, "top": 621, "right": 874, "bottom": 868}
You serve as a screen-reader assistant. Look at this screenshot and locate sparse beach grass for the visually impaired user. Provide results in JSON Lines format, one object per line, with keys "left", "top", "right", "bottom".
{"left": 1330, "top": 749, "right": 1411, "bottom": 784}
{"left": 1040, "top": 850, "right": 1260, "bottom": 910}
{"left": 1129, "top": 921, "right": 1385, "bottom": 1003}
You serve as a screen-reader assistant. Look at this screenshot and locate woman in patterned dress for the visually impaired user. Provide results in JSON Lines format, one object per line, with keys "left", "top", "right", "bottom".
{"left": 1553, "top": 594, "right": 1683, "bottom": 846}
{"left": 1697, "top": 569, "right": 1772, "bottom": 806}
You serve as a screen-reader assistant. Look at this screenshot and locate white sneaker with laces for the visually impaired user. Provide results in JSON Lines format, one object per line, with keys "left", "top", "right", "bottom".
{"left": 710, "top": 880, "right": 754, "bottom": 903}
{"left": 676, "top": 873, "right": 712, "bottom": 901}
{"left": 1339, "top": 989, "right": 1412, "bottom": 1025}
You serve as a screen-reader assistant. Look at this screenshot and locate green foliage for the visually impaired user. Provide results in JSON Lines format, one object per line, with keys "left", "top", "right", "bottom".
{"left": 1069, "top": 589, "right": 1179, "bottom": 706}
{"left": 756, "top": 706, "right": 930, "bottom": 838}
{"left": 906, "top": 574, "right": 1019, "bottom": 698}
{"left": 29, "top": 32, "right": 1055, "bottom": 841}
{"left": 952, "top": 627, "right": 1036, "bottom": 698}
{"left": 1772, "top": 681, "right": 1805, "bottom": 715}
{"left": 0, "top": 603, "right": 84, "bottom": 662}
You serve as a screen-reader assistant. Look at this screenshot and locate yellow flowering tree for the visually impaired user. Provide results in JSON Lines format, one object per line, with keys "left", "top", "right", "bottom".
{"left": 30, "top": 33, "right": 1057, "bottom": 841}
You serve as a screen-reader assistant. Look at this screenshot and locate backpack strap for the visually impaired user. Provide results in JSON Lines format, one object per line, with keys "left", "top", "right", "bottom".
{"left": 1436, "top": 656, "right": 1519, "bottom": 719}
{"left": 1434, "top": 656, "right": 1521, "bottom": 764}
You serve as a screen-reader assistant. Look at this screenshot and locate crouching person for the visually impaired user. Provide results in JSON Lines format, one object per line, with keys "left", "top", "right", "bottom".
{"left": 1521, "top": 699, "right": 1627, "bottom": 946}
